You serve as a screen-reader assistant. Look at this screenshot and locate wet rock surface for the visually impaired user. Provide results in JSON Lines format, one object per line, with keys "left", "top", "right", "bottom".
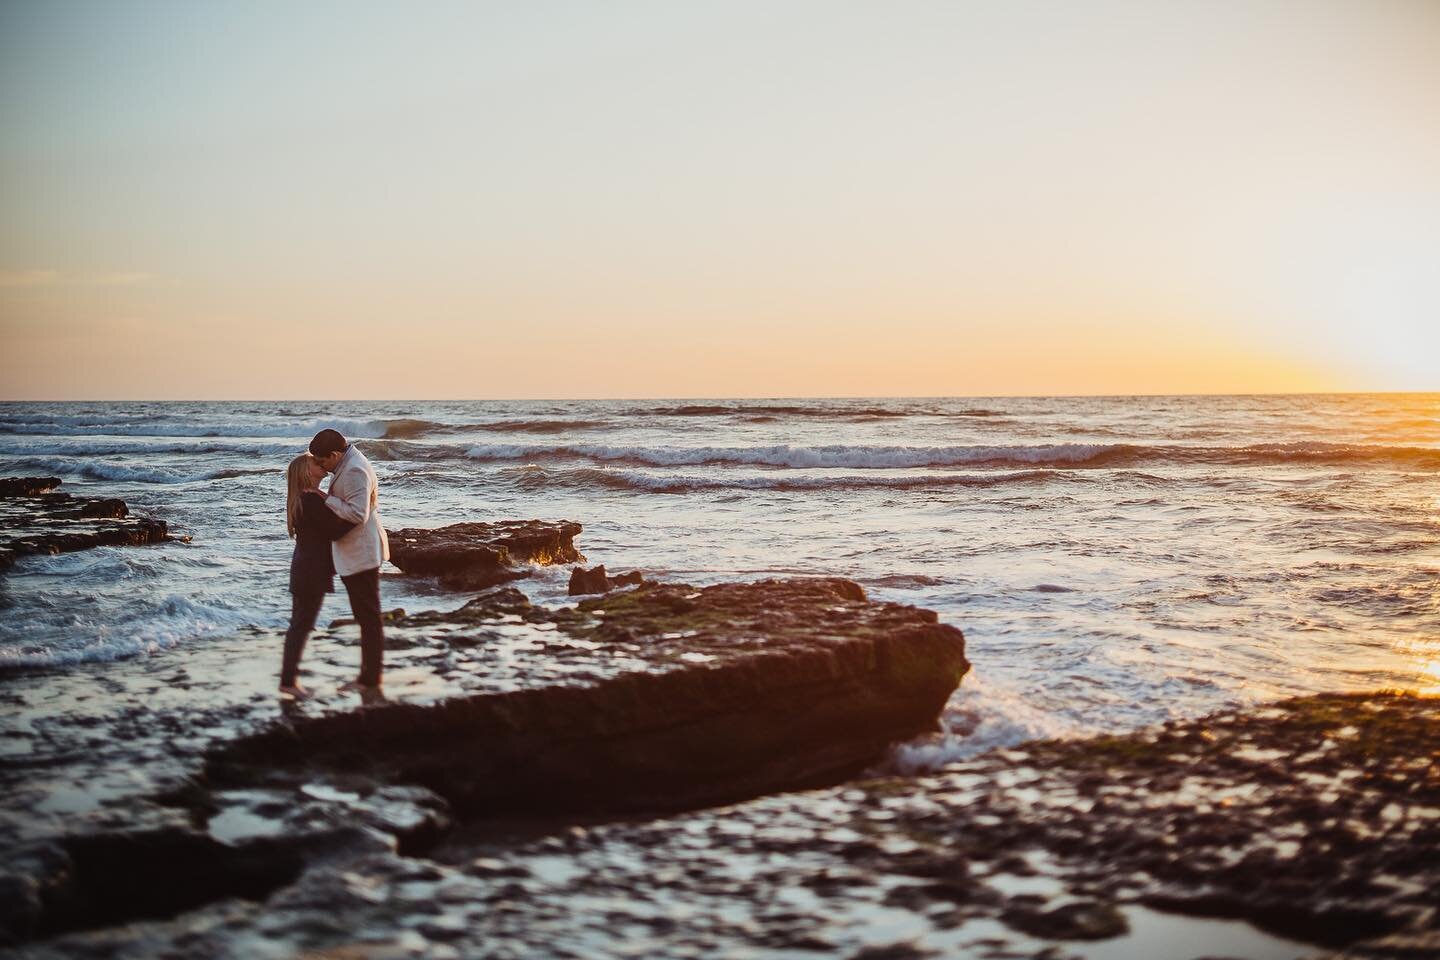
{"left": 11, "top": 691, "right": 1435, "bottom": 959}
{"left": 0, "top": 478, "right": 61, "bottom": 498}
{"left": 0, "top": 477, "right": 174, "bottom": 572}
{"left": 0, "top": 576, "right": 967, "bottom": 948}
{"left": 385, "top": 519, "right": 583, "bottom": 589}
{"left": 210, "top": 577, "right": 970, "bottom": 817}
{"left": 567, "top": 563, "right": 645, "bottom": 595}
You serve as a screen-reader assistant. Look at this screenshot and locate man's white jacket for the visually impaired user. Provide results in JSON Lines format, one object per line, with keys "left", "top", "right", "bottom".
{"left": 324, "top": 445, "right": 390, "bottom": 577}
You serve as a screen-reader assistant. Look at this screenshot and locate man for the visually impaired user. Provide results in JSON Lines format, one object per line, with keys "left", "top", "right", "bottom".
{"left": 309, "top": 428, "right": 390, "bottom": 691}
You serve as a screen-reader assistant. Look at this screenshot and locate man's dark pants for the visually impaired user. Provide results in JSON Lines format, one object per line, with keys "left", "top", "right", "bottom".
{"left": 341, "top": 566, "right": 385, "bottom": 685}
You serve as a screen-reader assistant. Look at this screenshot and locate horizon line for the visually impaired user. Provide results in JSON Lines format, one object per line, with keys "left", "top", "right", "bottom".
{"left": 1, "top": 390, "right": 1438, "bottom": 404}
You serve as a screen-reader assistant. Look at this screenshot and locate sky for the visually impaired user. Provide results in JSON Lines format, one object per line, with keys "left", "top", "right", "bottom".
{"left": 1, "top": 0, "right": 1437, "bottom": 399}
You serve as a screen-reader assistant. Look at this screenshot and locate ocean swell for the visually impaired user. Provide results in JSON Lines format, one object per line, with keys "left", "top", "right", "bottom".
{"left": 0, "top": 456, "right": 276, "bottom": 485}
{"left": 500, "top": 465, "right": 1071, "bottom": 494}
{"left": 464, "top": 441, "right": 1440, "bottom": 471}
{"left": 0, "top": 438, "right": 301, "bottom": 459}
{"left": 639, "top": 403, "right": 1002, "bottom": 419}
{"left": 0, "top": 415, "right": 391, "bottom": 440}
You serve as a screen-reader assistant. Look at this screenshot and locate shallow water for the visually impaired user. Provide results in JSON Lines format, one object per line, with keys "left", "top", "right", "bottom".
{"left": 1, "top": 395, "right": 1436, "bottom": 757}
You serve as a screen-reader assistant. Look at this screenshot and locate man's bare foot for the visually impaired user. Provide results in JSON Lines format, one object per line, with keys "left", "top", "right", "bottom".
{"left": 338, "top": 680, "right": 382, "bottom": 694}
{"left": 278, "top": 684, "right": 314, "bottom": 700}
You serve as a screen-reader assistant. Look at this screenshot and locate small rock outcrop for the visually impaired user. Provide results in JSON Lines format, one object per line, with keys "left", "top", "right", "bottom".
{"left": 385, "top": 519, "right": 583, "bottom": 589}
{"left": 0, "top": 476, "right": 174, "bottom": 572}
{"left": 567, "top": 563, "right": 645, "bottom": 595}
{"left": 0, "top": 477, "right": 61, "bottom": 497}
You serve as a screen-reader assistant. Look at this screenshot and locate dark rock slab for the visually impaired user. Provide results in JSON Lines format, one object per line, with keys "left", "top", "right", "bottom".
{"left": 16, "top": 692, "right": 1436, "bottom": 959}
{"left": 385, "top": 519, "right": 583, "bottom": 589}
{"left": 0, "top": 477, "right": 60, "bottom": 497}
{"left": 0, "top": 576, "right": 967, "bottom": 948}
{"left": 210, "top": 577, "right": 970, "bottom": 817}
{"left": 403, "top": 690, "right": 1426, "bottom": 959}
{"left": 0, "top": 477, "right": 174, "bottom": 573}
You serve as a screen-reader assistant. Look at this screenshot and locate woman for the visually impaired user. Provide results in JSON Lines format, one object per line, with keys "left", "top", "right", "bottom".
{"left": 280, "top": 452, "right": 357, "bottom": 698}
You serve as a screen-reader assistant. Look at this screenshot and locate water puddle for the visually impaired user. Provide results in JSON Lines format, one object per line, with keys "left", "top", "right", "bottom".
{"left": 1082, "top": 905, "right": 1311, "bottom": 960}
{"left": 208, "top": 805, "right": 287, "bottom": 844}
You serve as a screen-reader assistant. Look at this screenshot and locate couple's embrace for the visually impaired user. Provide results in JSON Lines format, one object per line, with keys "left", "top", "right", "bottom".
{"left": 280, "top": 428, "right": 390, "bottom": 699}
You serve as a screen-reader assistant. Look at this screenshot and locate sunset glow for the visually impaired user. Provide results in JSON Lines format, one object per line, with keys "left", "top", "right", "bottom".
{"left": 2, "top": 0, "right": 1438, "bottom": 399}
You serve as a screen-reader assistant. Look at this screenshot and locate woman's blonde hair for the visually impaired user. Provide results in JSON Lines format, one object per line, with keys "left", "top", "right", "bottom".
{"left": 285, "top": 454, "right": 314, "bottom": 538}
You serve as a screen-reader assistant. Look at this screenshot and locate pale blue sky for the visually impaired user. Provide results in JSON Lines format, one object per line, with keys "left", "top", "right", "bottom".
{"left": 2, "top": 0, "right": 1437, "bottom": 398}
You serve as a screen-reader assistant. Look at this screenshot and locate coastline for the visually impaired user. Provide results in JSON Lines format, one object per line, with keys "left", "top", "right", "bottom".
{"left": 4, "top": 624, "right": 1433, "bottom": 956}
{"left": 1, "top": 479, "right": 1436, "bottom": 957}
{"left": 2, "top": 390, "right": 1437, "bottom": 958}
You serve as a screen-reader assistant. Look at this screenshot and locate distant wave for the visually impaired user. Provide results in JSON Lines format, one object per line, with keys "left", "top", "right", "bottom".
{"left": 380, "top": 417, "right": 614, "bottom": 438}
{"left": 0, "top": 413, "right": 615, "bottom": 443}
{"left": 500, "top": 464, "right": 1070, "bottom": 494}
{"left": 468, "top": 441, "right": 1114, "bottom": 469}
{"left": 0, "top": 439, "right": 300, "bottom": 458}
{"left": 0, "top": 415, "right": 390, "bottom": 440}
{"left": 378, "top": 418, "right": 444, "bottom": 439}
{"left": 8, "top": 433, "right": 1435, "bottom": 485}
{"left": 639, "top": 403, "right": 1002, "bottom": 419}
{"left": 467, "top": 418, "right": 612, "bottom": 434}
{"left": 464, "top": 441, "right": 1440, "bottom": 471}
{"left": 0, "top": 457, "right": 276, "bottom": 484}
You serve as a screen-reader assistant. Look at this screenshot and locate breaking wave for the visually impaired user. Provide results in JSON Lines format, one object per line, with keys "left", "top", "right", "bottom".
{"left": 0, "top": 457, "right": 275, "bottom": 485}
{"left": 500, "top": 465, "right": 1071, "bottom": 494}
{"left": 0, "top": 590, "right": 261, "bottom": 672}
{"left": 466, "top": 441, "right": 1440, "bottom": 471}
{"left": 0, "top": 438, "right": 301, "bottom": 458}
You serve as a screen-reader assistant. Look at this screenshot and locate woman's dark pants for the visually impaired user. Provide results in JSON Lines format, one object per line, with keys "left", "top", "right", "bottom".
{"left": 282, "top": 588, "right": 325, "bottom": 687}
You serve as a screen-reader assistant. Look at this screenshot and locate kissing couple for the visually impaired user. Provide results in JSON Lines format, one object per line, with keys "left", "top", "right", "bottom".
{"left": 279, "top": 428, "right": 390, "bottom": 699}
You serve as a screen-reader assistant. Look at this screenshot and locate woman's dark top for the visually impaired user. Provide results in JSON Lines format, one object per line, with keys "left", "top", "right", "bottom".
{"left": 290, "top": 491, "right": 357, "bottom": 595}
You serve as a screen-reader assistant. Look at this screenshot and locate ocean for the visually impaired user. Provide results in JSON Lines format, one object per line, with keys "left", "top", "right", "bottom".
{"left": 1, "top": 395, "right": 1436, "bottom": 762}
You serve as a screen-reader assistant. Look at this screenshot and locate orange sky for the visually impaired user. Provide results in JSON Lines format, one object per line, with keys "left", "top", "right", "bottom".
{"left": 2, "top": 1, "right": 1437, "bottom": 399}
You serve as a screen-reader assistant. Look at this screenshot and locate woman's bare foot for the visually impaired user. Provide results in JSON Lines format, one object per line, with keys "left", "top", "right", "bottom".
{"left": 278, "top": 684, "right": 314, "bottom": 700}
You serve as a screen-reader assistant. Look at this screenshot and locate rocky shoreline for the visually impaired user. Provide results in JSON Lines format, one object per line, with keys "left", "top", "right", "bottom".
{"left": 0, "top": 554, "right": 970, "bottom": 948}
{"left": 0, "top": 479, "right": 1435, "bottom": 958}
{"left": 0, "top": 477, "right": 178, "bottom": 572}
{"left": 7, "top": 688, "right": 1435, "bottom": 958}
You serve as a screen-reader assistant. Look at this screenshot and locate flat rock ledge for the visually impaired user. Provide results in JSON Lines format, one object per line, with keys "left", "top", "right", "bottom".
{"left": 0, "top": 576, "right": 968, "bottom": 948}
{"left": 0, "top": 476, "right": 174, "bottom": 572}
{"left": 442, "top": 691, "right": 1440, "bottom": 960}
{"left": 385, "top": 519, "right": 583, "bottom": 589}
{"left": 210, "top": 577, "right": 970, "bottom": 817}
